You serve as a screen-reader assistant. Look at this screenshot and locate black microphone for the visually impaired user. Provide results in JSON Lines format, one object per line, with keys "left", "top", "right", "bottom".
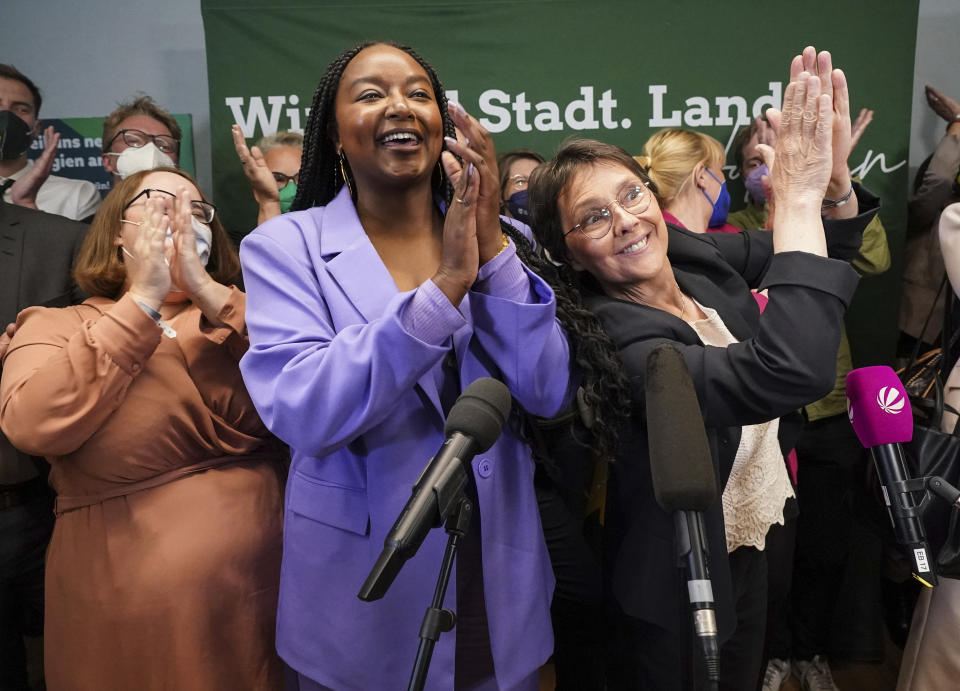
{"left": 846, "top": 366, "right": 938, "bottom": 587}
{"left": 645, "top": 344, "right": 720, "bottom": 684}
{"left": 358, "top": 377, "right": 512, "bottom": 602}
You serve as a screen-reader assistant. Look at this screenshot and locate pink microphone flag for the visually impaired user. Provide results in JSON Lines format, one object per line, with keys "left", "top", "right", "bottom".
{"left": 845, "top": 366, "right": 913, "bottom": 446}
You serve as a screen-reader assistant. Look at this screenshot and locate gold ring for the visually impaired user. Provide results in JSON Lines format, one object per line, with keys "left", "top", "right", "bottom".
{"left": 455, "top": 197, "right": 470, "bottom": 206}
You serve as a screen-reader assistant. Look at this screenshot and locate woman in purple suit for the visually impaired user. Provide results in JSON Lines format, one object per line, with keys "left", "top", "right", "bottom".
{"left": 237, "top": 42, "right": 622, "bottom": 691}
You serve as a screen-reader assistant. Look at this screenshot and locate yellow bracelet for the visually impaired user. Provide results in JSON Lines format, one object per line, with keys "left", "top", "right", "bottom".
{"left": 495, "top": 232, "right": 510, "bottom": 257}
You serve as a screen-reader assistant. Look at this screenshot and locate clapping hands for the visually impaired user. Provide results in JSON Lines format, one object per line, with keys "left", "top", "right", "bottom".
{"left": 10, "top": 125, "right": 59, "bottom": 210}
{"left": 432, "top": 103, "right": 504, "bottom": 305}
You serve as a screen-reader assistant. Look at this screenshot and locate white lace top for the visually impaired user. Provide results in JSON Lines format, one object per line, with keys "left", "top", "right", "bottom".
{"left": 686, "top": 300, "right": 795, "bottom": 552}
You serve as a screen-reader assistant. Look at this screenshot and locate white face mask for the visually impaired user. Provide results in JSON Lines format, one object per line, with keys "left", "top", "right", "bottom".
{"left": 192, "top": 217, "right": 213, "bottom": 266}
{"left": 121, "top": 216, "right": 213, "bottom": 267}
{"left": 107, "top": 142, "right": 176, "bottom": 178}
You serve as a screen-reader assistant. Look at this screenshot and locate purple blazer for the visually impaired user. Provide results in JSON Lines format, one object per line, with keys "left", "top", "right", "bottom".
{"left": 239, "top": 187, "right": 572, "bottom": 690}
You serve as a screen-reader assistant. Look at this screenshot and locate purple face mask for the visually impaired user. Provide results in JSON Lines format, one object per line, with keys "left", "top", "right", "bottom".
{"left": 744, "top": 164, "right": 769, "bottom": 205}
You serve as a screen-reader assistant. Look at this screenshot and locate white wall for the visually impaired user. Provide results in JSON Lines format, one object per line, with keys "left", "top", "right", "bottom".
{"left": 910, "top": 0, "right": 960, "bottom": 180}
{"left": 3, "top": 0, "right": 958, "bottom": 198}
{"left": 1, "top": 0, "right": 212, "bottom": 193}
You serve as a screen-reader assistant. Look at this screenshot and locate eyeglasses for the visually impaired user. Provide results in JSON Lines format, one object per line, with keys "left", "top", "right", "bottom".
{"left": 107, "top": 129, "right": 180, "bottom": 155}
{"left": 124, "top": 188, "right": 216, "bottom": 224}
{"left": 272, "top": 171, "right": 299, "bottom": 189}
{"left": 507, "top": 174, "right": 529, "bottom": 190}
{"left": 564, "top": 182, "right": 652, "bottom": 240}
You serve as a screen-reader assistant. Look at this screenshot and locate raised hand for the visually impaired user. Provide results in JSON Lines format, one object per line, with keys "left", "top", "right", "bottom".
{"left": 756, "top": 116, "right": 777, "bottom": 149}
{"left": 125, "top": 196, "right": 173, "bottom": 308}
{"left": 763, "top": 70, "right": 833, "bottom": 256}
{"left": 441, "top": 103, "right": 503, "bottom": 264}
{"left": 773, "top": 73, "right": 833, "bottom": 207}
{"left": 10, "top": 125, "right": 60, "bottom": 210}
{"left": 769, "top": 47, "right": 856, "bottom": 218}
{"left": 167, "top": 186, "right": 234, "bottom": 323}
{"left": 925, "top": 85, "right": 960, "bottom": 123}
{"left": 167, "top": 187, "right": 211, "bottom": 298}
{"left": 432, "top": 156, "right": 480, "bottom": 306}
{"left": 797, "top": 48, "right": 852, "bottom": 192}
{"left": 849, "top": 108, "right": 874, "bottom": 154}
{"left": 232, "top": 125, "right": 281, "bottom": 223}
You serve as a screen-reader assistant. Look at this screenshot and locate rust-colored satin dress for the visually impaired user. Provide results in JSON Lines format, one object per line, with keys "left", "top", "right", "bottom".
{"left": 0, "top": 290, "right": 285, "bottom": 691}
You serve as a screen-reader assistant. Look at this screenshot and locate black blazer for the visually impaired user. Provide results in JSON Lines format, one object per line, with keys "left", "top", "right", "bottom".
{"left": 585, "top": 187, "right": 878, "bottom": 640}
{"left": 0, "top": 200, "right": 87, "bottom": 481}
{"left": 0, "top": 200, "right": 87, "bottom": 325}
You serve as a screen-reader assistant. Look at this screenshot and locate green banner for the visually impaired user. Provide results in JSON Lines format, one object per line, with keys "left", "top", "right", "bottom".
{"left": 202, "top": 0, "right": 919, "bottom": 365}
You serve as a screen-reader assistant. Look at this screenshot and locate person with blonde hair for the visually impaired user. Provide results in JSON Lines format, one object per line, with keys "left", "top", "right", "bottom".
{"left": 637, "top": 128, "right": 737, "bottom": 234}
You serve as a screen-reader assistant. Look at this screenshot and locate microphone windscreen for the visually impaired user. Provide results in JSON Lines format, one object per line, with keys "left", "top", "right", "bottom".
{"left": 845, "top": 366, "right": 913, "bottom": 447}
{"left": 444, "top": 378, "right": 512, "bottom": 452}
{"left": 645, "top": 344, "right": 717, "bottom": 512}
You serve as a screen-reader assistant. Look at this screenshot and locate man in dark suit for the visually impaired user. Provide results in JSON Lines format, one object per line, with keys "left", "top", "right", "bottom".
{"left": 0, "top": 199, "right": 86, "bottom": 691}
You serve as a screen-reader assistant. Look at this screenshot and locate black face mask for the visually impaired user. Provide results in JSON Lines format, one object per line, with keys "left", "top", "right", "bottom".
{"left": 506, "top": 189, "right": 530, "bottom": 221}
{"left": 0, "top": 110, "right": 34, "bottom": 160}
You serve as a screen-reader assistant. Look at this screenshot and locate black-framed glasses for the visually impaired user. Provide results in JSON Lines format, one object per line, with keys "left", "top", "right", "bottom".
{"left": 124, "top": 188, "right": 216, "bottom": 224}
{"left": 107, "top": 129, "right": 180, "bottom": 155}
{"left": 272, "top": 171, "right": 299, "bottom": 189}
{"left": 564, "top": 182, "right": 652, "bottom": 240}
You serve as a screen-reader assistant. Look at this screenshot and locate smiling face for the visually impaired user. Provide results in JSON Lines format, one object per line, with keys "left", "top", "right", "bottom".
{"left": 560, "top": 161, "right": 671, "bottom": 297}
{"left": 331, "top": 44, "right": 443, "bottom": 196}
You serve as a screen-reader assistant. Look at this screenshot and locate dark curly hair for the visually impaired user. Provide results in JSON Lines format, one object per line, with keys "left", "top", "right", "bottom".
{"left": 525, "top": 138, "right": 642, "bottom": 460}
{"left": 291, "top": 41, "right": 455, "bottom": 211}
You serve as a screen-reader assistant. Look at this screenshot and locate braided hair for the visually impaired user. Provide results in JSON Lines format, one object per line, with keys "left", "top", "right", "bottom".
{"left": 291, "top": 41, "right": 456, "bottom": 211}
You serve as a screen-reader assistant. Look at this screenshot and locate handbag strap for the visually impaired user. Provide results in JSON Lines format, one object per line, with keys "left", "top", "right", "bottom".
{"left": 909, "top": 273, "right": 949, "bottom": 368}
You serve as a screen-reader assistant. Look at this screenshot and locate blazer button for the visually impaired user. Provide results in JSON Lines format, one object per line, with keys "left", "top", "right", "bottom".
{"left": 477, "top": 459, "right": 493, "bottom": 478}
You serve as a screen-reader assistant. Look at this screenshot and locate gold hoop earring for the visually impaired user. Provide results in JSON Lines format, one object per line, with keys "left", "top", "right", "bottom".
{"left": 339, "top": 151, "right": 355, "bottom": 199}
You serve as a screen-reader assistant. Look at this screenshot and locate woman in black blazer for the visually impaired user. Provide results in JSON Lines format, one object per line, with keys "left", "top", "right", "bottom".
{"left": 528, "top": 47, "right": 880, "bottom": 691}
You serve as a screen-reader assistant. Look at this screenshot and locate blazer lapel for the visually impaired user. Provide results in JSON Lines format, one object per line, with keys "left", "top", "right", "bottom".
{"left": 320, "top": 189, "right": 399, "bottom": 324}
{"left": 318, "top": 188, "right": 447, "bottom": 419}
{"left": 676, "top": 268, "right": 756, "bottom": 342}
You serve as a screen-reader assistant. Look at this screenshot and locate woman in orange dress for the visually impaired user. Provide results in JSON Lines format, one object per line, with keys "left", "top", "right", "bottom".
{"left": 0, "top": 167, "right": 285, "bottom": 691}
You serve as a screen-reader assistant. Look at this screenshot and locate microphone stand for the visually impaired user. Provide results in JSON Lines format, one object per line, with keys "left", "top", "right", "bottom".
{"left": 888, "top": 474, "right": 960, "bottom": 582}
{"left": 674, "top": 510, "right": 720, "bottom": 691}
{"left": 407, "top": 494, "right": 473, "bottom": 691}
